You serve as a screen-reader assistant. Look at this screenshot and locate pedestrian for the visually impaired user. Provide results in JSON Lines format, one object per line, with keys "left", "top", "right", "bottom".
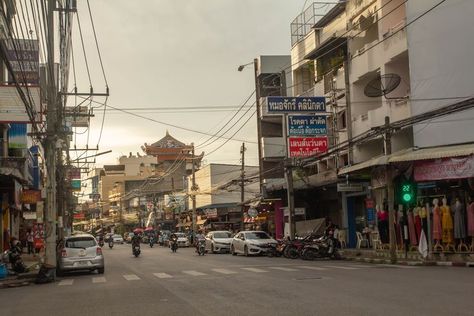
{"left": 26, "top": 229, "right": 34, "bottom": 255}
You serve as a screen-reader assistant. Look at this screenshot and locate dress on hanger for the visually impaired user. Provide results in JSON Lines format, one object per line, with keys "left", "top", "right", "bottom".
{"left": 414, "top": 207, "right": 422, "bottom": 241}
{"left": 467, "top": 202, "right": 474, "bottom": 237}
{"left": 441, "top": 205, "right": 454, "bottom": 244}
{"left": 408, "top": 211, "right": 417, "bottom": 245}
{"left": 453, "top": 203, "right": 466, "bottom": 239}
{"left": 432, "top": 205, "right": 442, "bottom": 241}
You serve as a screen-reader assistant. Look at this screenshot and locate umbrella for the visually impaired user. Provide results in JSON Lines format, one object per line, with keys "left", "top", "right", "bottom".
{"left": 133, "top": 228, "right": 144, "bottom": 234}
{"left": 145, "top": 227, "right": 154, "bottom": 232}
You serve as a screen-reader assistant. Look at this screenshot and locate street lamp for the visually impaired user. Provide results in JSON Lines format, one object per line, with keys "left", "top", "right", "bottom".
{"left": 237, "top": 61, "right": 253, "bottom": 72}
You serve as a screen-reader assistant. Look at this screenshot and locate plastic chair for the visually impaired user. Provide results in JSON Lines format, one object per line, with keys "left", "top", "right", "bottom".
{"left": 356, "top": 232, "right": 369, "bottom": 249}
{"left": 371, "top": 232, "right": 382, "bottom": 250}
{"left": 338, "top": 229, "right": 347, "bottom": 249}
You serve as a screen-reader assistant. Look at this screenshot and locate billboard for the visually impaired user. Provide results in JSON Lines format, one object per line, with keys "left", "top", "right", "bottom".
{"left": 0, "top": 86, "right": 41, "bottom": 123}
{"left": 267, "top": 96, "right": 326, "bottom": 113}
{"left": 8, "top": 123, "right": 27, "bottom": 149}
{"left": 288, "top": 115, "right": 327, "bottom": 136}
{"left": 288, "top": 137, "right": 328, "bottom": 158}
{"left": 65, "top": 106, "right": 90, "bottom": 128}
{"left": 4, "top": 39, "right": 39, "bottom": 84}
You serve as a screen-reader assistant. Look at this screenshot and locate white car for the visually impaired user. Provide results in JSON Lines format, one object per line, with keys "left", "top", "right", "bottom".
{"left": 173, "top": 233, "right": 190, "bottom": 247}
{"left": 112, "top": 234, "right": 124, "bottom": 244}
{"left": 230, "top": 231, "right": 277, "bottom": 256}
{"left": 205, "top": 231, "right": 233, "bottom": 253}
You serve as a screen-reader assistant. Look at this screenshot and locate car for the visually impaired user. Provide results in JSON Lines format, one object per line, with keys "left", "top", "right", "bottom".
{"left": 112, "top": 234, "right": 124, "bottom": 244}
{"left": 104, "top": 233, "right": 113, "bottom": 242}
{"left": 205, "top": 231, "right": 233, "bottom": 253}
{"left": 58, "top": 234, "right": 104, "bottom": 275}
{"left": 173, "top": 232, "right": 190, "bottom": 247}
{"left": 230, "top": 231, "right": 277, "bottom": 256}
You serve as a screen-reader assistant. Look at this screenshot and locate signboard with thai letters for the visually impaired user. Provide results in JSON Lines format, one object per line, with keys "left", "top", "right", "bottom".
{"left": 267, "top": 96, "right": 326, "bottom": 113}
{"left": 288, "top": 137, "right": 328, "bottom": 158}
{"left": 21, "top": 189, "right": 41, "bottom": 204}
{"left": 4, "top": 39, "right": 39, "bottom": 84}
{"left": 414, "top": 156, "right": 474, "bottom": 181}
{"left": 288, "top": 115, "right": 327, "bottom": 136}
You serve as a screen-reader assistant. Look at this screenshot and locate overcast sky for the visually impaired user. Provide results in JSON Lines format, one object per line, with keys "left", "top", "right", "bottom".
{"left": 70, "top": 0, "right": 307, "bottom": 168}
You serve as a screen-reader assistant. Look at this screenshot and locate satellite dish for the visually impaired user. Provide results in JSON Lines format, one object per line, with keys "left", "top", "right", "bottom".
{"left": 364, "top": 73, "right": 401, "bottom": 99}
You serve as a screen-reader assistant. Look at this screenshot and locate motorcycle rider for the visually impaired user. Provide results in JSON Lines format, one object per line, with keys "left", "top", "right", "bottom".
{"left": 194, "top": 230, "right": 205, "bottom": 253}
{"left": 169, "top": 232, "right": 178, "bottom": 251}
{"left": 131, "top": 232, "right": 141, "bottom": 253}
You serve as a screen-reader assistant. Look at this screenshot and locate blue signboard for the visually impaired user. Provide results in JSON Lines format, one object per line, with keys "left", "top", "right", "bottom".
{"left": 267, "top": 96, "right": 326, "bottom": 113}
{"left": 288, "top": 115, "right": 327, "bottom": 136}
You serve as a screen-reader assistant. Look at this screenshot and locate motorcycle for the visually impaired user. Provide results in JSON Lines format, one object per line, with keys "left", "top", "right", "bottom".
{"left": 266, "top": 243, "right": 281, "bottom": 257}
{"left": 149, "top": 236, "right": 154, "bottom": 248}
{"left": 98, "top": 237, "right": 104, "bottom": 248}
{"left": 197, "top": 240, "right": 206, "bottom": 256}
{"left": 108, "top": 240, "right": 114, "bottom": 249}
{"left": 132, "top": 244, "right": 141, "bottom": 257}
{"left": 301, "top": 235, "right": 342, "bottom": 260}
{"left": 170, "top": 239, "right": 178, "bottom": 253}
{"left": 4, "top": 244, "right": 26, "bottom": 273}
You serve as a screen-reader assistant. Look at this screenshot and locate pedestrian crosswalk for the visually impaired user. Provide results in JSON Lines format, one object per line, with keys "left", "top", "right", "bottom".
{"left": 55, "top": 263, "right": 419, "bottom": 286}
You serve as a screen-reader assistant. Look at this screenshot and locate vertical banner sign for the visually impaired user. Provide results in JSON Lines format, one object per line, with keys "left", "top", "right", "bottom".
{"left": 365, "top": 198, "right": 376, "bottom": 224}
{"left": 8, "top": 124, "right": 27, "bottom": 149}
{"left": 67, "top": 167, "right": 82, "bottom": 191}
{"left": 267, "top": 96, "right": 326, "bottom": 113}
{"left": 288, "top": 137, "right": 328, "bottom": 158}
{"left": 4, "top": 39, "right": 39, "bottom": 84}
{"left": 288, "top": 115, "right": 327, "bottom": 136}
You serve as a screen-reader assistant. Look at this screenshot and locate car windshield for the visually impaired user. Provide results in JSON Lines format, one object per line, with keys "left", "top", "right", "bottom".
{"left": 113, "top": 235, "right": 121, "bottom": 238}
{"left": 213, "top": 232, "right": 231, "bottom": 238}
{"left": 246, "top": 232, "right": 270, "bottom": 240}
{"left": 65, "top": 237, "right": 96, "bottom": 249}
{"left": 175, "top": 233, "right": 186, "bottom": 238}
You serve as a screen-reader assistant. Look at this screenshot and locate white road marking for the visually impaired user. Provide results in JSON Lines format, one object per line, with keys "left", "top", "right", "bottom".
{"left": 297, "top": 266, "right": 328, "bottom": 271}
{"left": 212, "top": 268, "right": 237, "bottom": 275}
{"left": 379, "top": 264, "right": 418, "bottom": 269}
{"left": 322, "top": 265, "right": 360, "bottom": 270}
{"left": 182, "top": 270, "right": 207, "bottom": 276}
{"left": 123, "top": 274, "right": 141, "bottom": 281}
{"left": 92, "top": 277, "right": 106, "bottom": 283}
{"left": 241, "top": 267, "right": 268, "bottom": 273}
{"left": 58, "top": 279, "right": 74, "bottom": 286}
{"left": 153, "top": 273, "right": 173, "bottom": 279}
{"left": 269, "top": 267, "right": 299, "bottom": 272}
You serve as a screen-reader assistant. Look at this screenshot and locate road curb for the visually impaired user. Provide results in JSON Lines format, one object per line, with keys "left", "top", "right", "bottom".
{"left": 343, "top": 256, "right": 473, "bottom": 267}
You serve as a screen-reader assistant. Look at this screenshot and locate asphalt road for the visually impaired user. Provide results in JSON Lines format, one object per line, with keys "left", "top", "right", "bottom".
{"left": 2, "top": 243, "right": 473, "bottom": 316}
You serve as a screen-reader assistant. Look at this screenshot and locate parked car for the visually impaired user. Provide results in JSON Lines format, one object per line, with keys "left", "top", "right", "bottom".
{"left": 205, "top": 231, "right": 233, "bottom": 253}
{"left": 57, "top": 234, "right": 104, "bottom": 275}
{"left": 174, "top": 232, "right": 190, "bottom": 247}
{"left": 230, "top": 231, "right": 277, "bottom": 256}
{"left": 112, "top": 234, "right": 124, "bottom": 244}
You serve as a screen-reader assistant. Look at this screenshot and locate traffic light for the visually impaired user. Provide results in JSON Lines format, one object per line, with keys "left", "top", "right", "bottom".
{"left": 400, "top": 181, "right": 416, "bottom": 204}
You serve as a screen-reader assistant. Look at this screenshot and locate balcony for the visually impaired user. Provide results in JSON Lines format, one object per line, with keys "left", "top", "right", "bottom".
{"left": 0, "top": 156, "right": 32, "bottom": 183}
{"left": 262, "top": 137, "right": 286, "bottom": 159}
{"left": 382, "top": 20, "right": 407, "bottom": 62}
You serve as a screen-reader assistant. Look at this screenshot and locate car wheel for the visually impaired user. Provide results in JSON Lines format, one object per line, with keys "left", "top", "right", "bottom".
{"left": 56, "top": 268, "right": 64, "bottom": 277}
{"left": 97, "top": 267, "right": 105, "bottom": 274}
{"left": 211, "top": 244, "right": 215, "bottom": 254}
{"left": 231, "top": 245, "right": 237, "bottom": 256}
{"left": 244, "top": 245, "right": 249, "bottom": 257}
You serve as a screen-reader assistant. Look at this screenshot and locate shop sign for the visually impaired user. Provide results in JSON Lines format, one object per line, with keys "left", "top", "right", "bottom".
{"left": 414, "top": 156, "right": 474, "bottom": 181}
{"left": 337, "top": 183, "right": 363, "bottom": 192}
{"left": 204, "top": 208, "right": 218, "bottom": 218}
{"left": 267, "top": 96, "right": 326, "bottom": 113}
{"left": 283, "top": 207, "right": 305, "bottom": 216}
{"left": 65, "top": 106, "right": 89, "bottom": 128}
{"left": 23, "top": 212, "right": 36, "bottom": 220}
{"left": 71, "top": 179, "right": 81, "bottom": 191}
{"left": 365, "top": 198, "right": 375, "bottom": 223}
{"left": 4, "top": 39, "right": 39, "bottom": 84}
{"left": 21, "top": 189, "right": 41, "bottom": 204}
{"left": 287, "top": 115, "right": 327, "bottom": 136}
{"left": 247, "top": 208, "right": 258, "bottom": 218}
{"left": 73, "top": 213, "right": 85, "bottom": 220}
{"left": 288, "top": 137, "right": 328, "bottom": 158}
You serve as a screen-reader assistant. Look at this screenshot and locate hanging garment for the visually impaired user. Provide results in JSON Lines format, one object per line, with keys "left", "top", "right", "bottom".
{"left": 432, "top": 206, "right": 442, "bottom": 241}
{"left": 441, "top": 205, "right": 454, "bottom": 244}
{"left": 453, "top": 203, "right": 466, "bottom": 239}
{"left": 415, "top": 214, "right": 422, "bottom": 241}
{"left": 467, "top": 202, "right": 474, "bottom": 237}
{"left": 408, "top": 211, "right": 418, "bottom": 245}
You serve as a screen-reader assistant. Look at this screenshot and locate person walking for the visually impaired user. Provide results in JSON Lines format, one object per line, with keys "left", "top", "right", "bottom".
{"left": 26, "top": 229, "right": 34, "bottom": 255}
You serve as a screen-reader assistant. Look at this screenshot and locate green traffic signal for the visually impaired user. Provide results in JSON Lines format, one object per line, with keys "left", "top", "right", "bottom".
{"left": 400, "top": 182, "right": 415, "bottom": 203}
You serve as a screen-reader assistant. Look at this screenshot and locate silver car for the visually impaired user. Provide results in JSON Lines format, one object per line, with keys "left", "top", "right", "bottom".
{"left": 58, "top": 234, "right": 104, "bottom": 275}
{"left": 230, "top": 231, "right": 277, "bottom": 256}
{"left": 205, "top": 231, "right": 233, "bottom": 253}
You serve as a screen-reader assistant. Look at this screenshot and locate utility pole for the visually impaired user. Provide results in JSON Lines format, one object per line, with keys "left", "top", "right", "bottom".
{"left": 384, "top": 116, "right": 396, "bottom": 263}
{"left": 44, "top": 0, "right": 57, "bottom": 269}
{"left": 253, "top": 58, "right": 264, "bottom": 194}
{"left": 283, "top": 111, "right": 295, "bottom": 240}
{"left": 240, "top": 143, "right": 246, "bottom": 230}
{"left": 191, "top": 144, "right": 197, "bottom": 238}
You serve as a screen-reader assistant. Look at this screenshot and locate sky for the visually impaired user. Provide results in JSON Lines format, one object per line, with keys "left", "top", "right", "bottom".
{"left": 69, "top": 0, "right": 308, "bottom": 169}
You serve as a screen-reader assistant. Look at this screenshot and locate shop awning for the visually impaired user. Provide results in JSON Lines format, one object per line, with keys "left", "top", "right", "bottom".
{"left": 338, "top": 155, "right": 389, "bottom": 175}
{"left": 196, "top": 219, "right": 207, "bottom": 225}
{"left": 389, "top": 143, "right": 474, "bottom": 163}
{"left": 184, "top": 221, "right": 192, "bottom": 227}
{"left": 176, "top": 223, "right": 183, "bottom": 228}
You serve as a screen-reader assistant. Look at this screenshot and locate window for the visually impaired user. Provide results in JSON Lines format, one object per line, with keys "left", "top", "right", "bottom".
{"left": 245, "top": 232, "right": 270, "bottom": 240}
{"left": 213, "top": 232, "right": 231, "bottom": 239}
{"left": 337, "top": 110, "right": 347, "bottom": 130}
{"left": 65, "top": 237, "right": 96, "bottom": 249}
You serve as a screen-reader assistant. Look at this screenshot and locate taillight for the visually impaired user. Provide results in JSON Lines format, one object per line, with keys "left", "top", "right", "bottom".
{"left": 96, "top": 247, "right": 102, "bottom": 256}
{"left": 61, "top": 249, "right": 67, "bottom": 257}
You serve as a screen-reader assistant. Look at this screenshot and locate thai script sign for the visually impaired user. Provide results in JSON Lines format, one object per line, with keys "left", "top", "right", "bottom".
{"left": 414, "top": 156, "right": 474, "bottom": 181}
{"left": 288, "top": 115, "right": 327, "bottom": 136}
{"left": 267, "top": 96, "right": 326, "bottom": 113}
{"left": 288, "top": 137, "right": 328, "bottom": 158}
{"left": 21, "top": 190, "right": 41, "bottom": 204}
{"left": 4, "top": 39, "right": 39, "bottom": 84}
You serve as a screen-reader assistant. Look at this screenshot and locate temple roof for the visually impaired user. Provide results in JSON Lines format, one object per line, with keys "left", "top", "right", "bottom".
{"left": 148, "top": 131, "right": 187, "bottom": 149}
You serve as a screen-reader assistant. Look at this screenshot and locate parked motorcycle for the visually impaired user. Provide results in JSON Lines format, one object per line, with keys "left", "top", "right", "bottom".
{"left": 132, "top": 245, "right": 141, "bottom": 257}
{"left": 4, "top": 243, "right": 26, "bottom": 273}
{"left": 197, "top": 240, "right": 206, "bottom": 256}
{"left": 301, "top": 235, "right": 341, "bottom": 260}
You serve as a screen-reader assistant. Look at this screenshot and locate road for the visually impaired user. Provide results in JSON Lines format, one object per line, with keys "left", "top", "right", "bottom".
{"left": 2, "top": 244, "right": 473, "bottom": 316}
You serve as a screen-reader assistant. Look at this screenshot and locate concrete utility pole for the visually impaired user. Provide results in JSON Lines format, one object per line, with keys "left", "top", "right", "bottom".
{"left": 191, "top": 144, "right": 197, "bottom": 237}
{"left": 285, "top": 159, "right": 296, "bottom": 240}
{"left": 44, "top": 0, "right": 57, "bottom": 268}
{"left": 240, "top": 143, "right": 246, "bottom": 230}
{"left": 384, "top": 116, "right": 396, "bottom": 263}
{"left": 253, "top": 58, "right": 264, "bottom": 194}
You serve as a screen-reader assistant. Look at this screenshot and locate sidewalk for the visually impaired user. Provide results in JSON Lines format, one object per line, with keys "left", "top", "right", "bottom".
{"left": 341, "top": 248, "right": 474, "bottom": 267}
{"left": 0, "top": 253, "right": 42, "bottom": 289}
